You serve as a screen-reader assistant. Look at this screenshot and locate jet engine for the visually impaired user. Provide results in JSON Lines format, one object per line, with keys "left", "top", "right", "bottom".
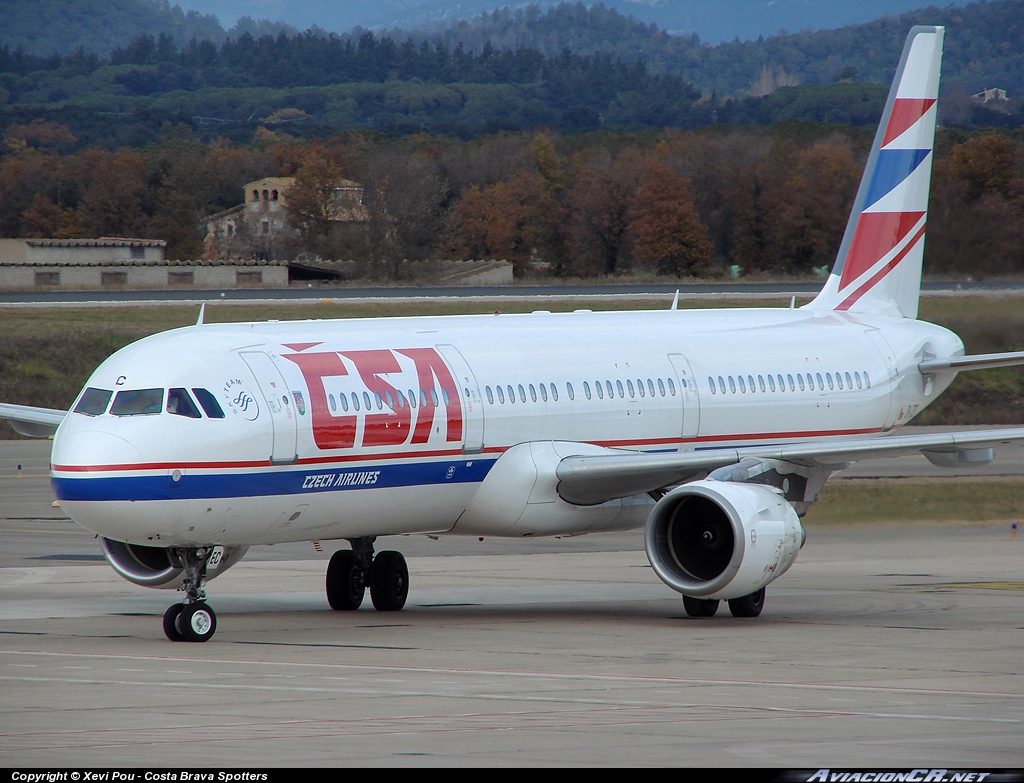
{"left": 101, "top": 538, "right": 248, "bottom": 588}
{"left": 644, "top": 480, "right": 804, "bottom": 601}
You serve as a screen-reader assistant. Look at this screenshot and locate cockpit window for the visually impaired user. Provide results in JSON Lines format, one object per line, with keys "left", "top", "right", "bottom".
{"left": 110, "top": 388, "right": 164, "bottom": 416}
{"left": 167, "top": 388, "right": 202, "bottom": 418}
{"left": 73, "top": 387, "right": 112, "bottom": 416}
{"left": 191, "top": 388, "right": 225, "bottom": 419}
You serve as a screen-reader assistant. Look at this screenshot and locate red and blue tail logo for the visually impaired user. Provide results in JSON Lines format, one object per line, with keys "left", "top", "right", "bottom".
{"left": 813, "top": 26, "right": 943, "bottom": 319}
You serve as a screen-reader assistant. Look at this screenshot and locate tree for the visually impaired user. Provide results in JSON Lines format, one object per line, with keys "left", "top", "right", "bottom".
{"left": 628, "top": 163, "right": 713, "bottom": 277}
{"left": 566, "top": 148, "right": 644, "bottom": 276}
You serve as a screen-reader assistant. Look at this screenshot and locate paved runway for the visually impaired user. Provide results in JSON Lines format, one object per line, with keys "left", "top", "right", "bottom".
{"left": 2, "top": 439, "right": 1023, "bottom": 767}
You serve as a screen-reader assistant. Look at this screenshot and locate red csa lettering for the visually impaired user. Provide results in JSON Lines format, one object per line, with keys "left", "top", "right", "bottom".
{"left": 398, "top": 348, "right": 463, "bottom": 444}
{"left": 342, "top": 349, "right": 409, "bottom": 447}
{"left": 282, "top": 351, "right": 356, "bottom": 449}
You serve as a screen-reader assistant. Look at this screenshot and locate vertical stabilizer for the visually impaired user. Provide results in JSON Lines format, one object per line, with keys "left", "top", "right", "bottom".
{"left": 810, "top": 26, "right": 943, "bottom": 319}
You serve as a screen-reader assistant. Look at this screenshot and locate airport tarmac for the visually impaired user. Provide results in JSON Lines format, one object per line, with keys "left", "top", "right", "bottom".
{"left": 2, "top": 439, "right": 1023, "bottom": 767}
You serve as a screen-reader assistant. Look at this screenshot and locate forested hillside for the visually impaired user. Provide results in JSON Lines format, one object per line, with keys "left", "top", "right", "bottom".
{"left": 0, "top": 1, "right": 1021, "bottom": 283}
{"left": 412, "top": 1, "right": 1024, "bottom": 96}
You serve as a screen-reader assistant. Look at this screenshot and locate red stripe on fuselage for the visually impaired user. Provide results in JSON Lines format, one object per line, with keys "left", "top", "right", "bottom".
{"left": 51, "top": 426, "right": 886, "bottom": 474}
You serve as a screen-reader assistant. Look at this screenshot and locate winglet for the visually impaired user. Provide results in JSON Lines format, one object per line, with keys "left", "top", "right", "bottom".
{"left": 810, "top": 26, "right": 943, "bottom": 319}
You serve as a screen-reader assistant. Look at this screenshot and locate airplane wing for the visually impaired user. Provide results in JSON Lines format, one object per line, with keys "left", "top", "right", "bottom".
{"left": 555, "top": 426, "right": 1024, "bottom": 505}
{"left": 0, "top": 403, "right": 66, "bottom": 438}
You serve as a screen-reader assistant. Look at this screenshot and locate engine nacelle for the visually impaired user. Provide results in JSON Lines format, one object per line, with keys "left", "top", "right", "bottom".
{"left": 644, "top": 480, "right": 804, "bottom": 601}
{"left": 101, "top": 538, "right": 248, "bottom": 589}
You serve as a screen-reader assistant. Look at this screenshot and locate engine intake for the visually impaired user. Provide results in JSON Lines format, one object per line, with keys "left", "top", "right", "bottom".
{"left": 101, "top": 539, "right": 247, "bottom": 589}
{"left": 645, "top": 480, "right": 803, "bottom": 601}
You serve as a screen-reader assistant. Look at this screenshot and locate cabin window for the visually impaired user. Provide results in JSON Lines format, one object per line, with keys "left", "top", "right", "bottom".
{"left": 397, "top": 391, "right": 406, "bottom": 409}
{"left": 658, "top": 379, "right": 666, "bottom": 396}
{"left": 539, "top": 384, "right": 547, "bottom": 402}
{"left": 605, "top": 380, "right": 614, "bottom": 398}
{"left": 737, "top": 375, "right": 746, "bottom": 393}
{"left": 328, "top": 394, "right": 337, "bottom": 412}
{"left": 767, "top": 375, "right": 776, "bottom": 392}
{"left": 73, "top": 387, "right": 113, "bottom": 416}
{"left": 550, "top": 383, "right": 558, "bottom": 402}
{"left": 431, "top": 389, "right": 440, "bottom": 407}
{"left": 110, "top": 388, "right": 164, "bottom": 416}
{"left": 797, "top": 374, "right": 805, "bottom": 391}
{"left": 647, "top": 379, "right": 656, "bottom": 396}
{"left": 167, "top": 388, "right": 201, "bottom": 418}
{"left": 583, "top": 381, "right": 592, "bottom": 399}
{"left": 408, "top": 389, "right": 417, "bottom": 408}
{"left": 507, "top": 385, "right": 515, "bottom": 404}
{"left": 363, "top": 392, "right": 372, "bottom": 409}
{"left": 835, "top": 373, "right": 843, "bottom": 390}
{"left": 758, "top": 375, "right": 766, "bottom": 393}
{"left": 816, "top": 373, "right": 825, "bottom": 390}
{"left": 374, "top": 392, "right": 383, "bottom": 409}
{"left": 595, "top": 381, "right": 604, "bottom": 400}
{"left": 728, "top": 376, "right": 737, "bottom": 394}
{"left": 845, "top": 372, "right": 853, "bottom": 389}
{"left": 668, "top": 378, "right": 677, "bottom": 396}
{"left": 627, "top": 379, "right": 636, "bottom": 397}
{"left": 864, "top": 372, "right": 871, "bottom": 388}
{"left": 191, "top": 388, "right": 225, "bottom": 418}
{"left": 567, "top": 382, "right": 575, "bottom": 401}
{"left": 708, "top": 377, "right": 716, "bottom": 395}
{"left": 496, "top": 385, "right": 505, "bottom": 404}
{"left": 486, "top": 386, "right": 494, "bottom": 404}
{"left": 528, "top": 384, "right": 537, "bottom": 402}
{"left": 339, "top": 394, "right": 349, "bottom": 412}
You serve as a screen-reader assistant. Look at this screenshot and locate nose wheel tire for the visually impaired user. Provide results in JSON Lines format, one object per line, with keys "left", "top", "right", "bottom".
{"left": 175, "top": 602, "right": 218, "bottom": 642}
{"left": 326, "top": 549, "right": 366, "bottom": 610}
{"left": 728, "top": 587, "right": 766, "bottom": 618}
{"left": 682, "top": 596, "right": 720, "bottom": 617}
{"left": 370, "top": 551, "right": 409, "bottom": 611}
{"left": 163, "top": 604, "right": 185, "bottom": 641}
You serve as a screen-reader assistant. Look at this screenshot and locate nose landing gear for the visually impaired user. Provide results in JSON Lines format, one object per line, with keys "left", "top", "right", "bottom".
{"left": 163, "top": 548, "right": 218, "bottom": 642}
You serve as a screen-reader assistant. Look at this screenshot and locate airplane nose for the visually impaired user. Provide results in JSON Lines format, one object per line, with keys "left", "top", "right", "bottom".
{"left": 51, "top": 430, "right": 143, "bottom": 468}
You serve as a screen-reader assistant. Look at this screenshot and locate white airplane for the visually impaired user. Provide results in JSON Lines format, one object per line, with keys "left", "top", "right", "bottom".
{"left": 4, "top": 25, "right": 1024, "bottom": 643}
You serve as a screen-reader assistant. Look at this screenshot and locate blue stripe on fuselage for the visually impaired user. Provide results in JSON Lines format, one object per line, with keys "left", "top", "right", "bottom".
{"left": 51, "top": 458, "right": 498, "bottom": 502}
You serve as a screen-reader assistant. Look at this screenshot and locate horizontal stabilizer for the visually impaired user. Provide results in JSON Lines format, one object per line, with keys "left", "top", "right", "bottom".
{"left": 919, "top": 350, "right": 1024, "bottom": 374}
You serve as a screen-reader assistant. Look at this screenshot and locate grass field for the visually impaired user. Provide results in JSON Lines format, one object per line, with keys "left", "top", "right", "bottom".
{"left": 806, "top": 477, "right": 1024, "bottom": 525}
{"left": 2, "top": 293, "right": 1023, "bottom": 423}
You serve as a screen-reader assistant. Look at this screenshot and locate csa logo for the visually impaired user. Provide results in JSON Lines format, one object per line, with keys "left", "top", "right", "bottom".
{"left": 223, "top": 378, "right": 260, "bottom": 421}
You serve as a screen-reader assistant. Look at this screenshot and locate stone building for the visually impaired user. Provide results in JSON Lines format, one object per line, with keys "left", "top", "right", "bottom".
{"left": 204, "top": 176, "right": 368, "bottom": 260}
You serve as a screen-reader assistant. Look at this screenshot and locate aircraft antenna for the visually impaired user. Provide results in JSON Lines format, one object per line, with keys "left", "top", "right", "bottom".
{"left": 196, "top": 303, "right": 206, "bottom": 328}
{"left": 670, "top": 290, "right": 679, "bottom": 311}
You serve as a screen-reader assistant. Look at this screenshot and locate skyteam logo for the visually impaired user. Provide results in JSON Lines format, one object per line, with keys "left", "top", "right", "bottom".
{"left": 223, "top": 378, "right": 260, "bottom": 421}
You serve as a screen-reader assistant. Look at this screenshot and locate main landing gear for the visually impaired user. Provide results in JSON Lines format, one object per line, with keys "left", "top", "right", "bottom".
{"left": 163, "top": 548, "right": 218, "bottom": 642}
{"left": 682, "top": 587, "right": 766, "bottom": 619}
{"left": 326, "top": 537, "right": 409, "bottom": 612}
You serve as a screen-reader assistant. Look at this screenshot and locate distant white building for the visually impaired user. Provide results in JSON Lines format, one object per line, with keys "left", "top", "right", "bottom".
{"left": 972, "top": 87, "right": 1008, "bottom": 103}
{"left": 0, "top": 237, "right": 287, "bottom": 290}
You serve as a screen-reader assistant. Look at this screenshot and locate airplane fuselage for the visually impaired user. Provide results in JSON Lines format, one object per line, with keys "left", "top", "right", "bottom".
{"left": 50, "top": 305, "right": 962, "bottom": 548}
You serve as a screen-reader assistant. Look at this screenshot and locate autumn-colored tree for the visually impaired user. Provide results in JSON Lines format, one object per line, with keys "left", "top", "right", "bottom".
{"left": 286, "top": 153, "right": 350, "bottom": 238}
{"left": 774, "top": 139, "right": 860, "bottom": 272}
{"left": 449, "top": 172, "right": 538, "bottom": 264}
{"left": 566, "top": 148, "right": 644, "bottom": 275}
{"left": 928, "top": 134, "right": 1024, "bottom": 276}
{"left": 74, "top": 148, "right": 150, "bottom": 237}
{"left": 628, "top": 163, "right": 713, "bottom": 277}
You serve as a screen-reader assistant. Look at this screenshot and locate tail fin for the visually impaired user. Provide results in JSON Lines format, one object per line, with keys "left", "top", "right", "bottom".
{"left": 811, "top": 26, "right": 943, "bottom": 319}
